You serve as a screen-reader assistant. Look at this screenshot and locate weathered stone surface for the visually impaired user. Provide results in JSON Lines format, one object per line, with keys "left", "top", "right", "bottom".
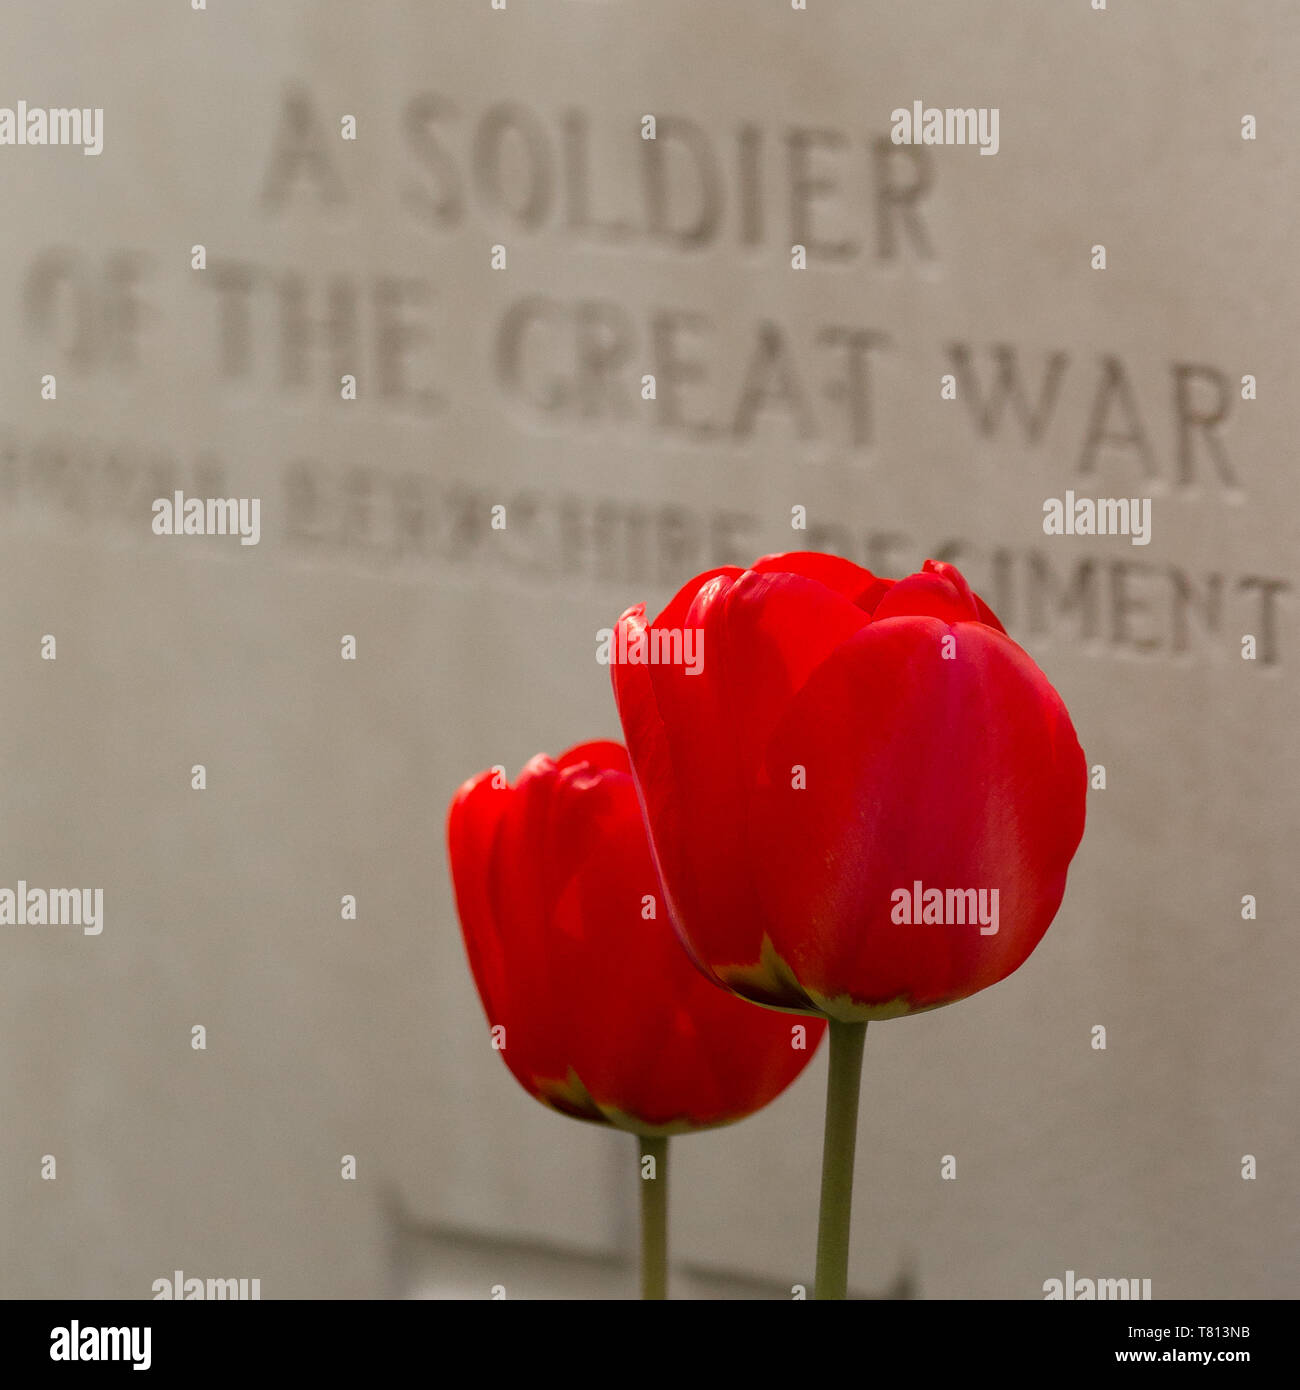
{"left": 0, "top": 0, "right": 1293, "bottom": 1298}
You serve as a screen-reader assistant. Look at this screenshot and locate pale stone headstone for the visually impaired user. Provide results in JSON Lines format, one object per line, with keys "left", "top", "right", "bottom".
{"left": 0, "top": 0, "right": 1293, "bottom": 1298}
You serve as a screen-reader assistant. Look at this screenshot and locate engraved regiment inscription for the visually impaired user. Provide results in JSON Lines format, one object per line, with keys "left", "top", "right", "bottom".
{"left": 2, "top": 87, "right": 1285, "bottom": 664}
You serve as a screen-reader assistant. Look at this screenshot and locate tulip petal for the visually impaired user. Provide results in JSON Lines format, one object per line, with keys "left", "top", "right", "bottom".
{"left": 447, "top": 742, "right": 826, "bottom": 1132}
{"left": 921, "top": 559, "right": 1008, "bottom": 633}
{"left": 446, "top": 771, "right": 511, "bottom": 1029}
{"left": 751, "top": 551, "right": 883, "bottom": 608}
{"left": 620, "top": 569, "right": 872, "bottom": 978}
{"left": 747, "top": 616, "right": 1086, "bottom": 1018}
{"left": 869, "top": 558, "right": 1009, "bottom": 633}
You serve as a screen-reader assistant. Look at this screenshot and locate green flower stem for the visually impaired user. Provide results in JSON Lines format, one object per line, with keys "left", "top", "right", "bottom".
{"left": 815, "top": 1019, "right": 868, "bottom": 1300}
{"left": 638, "top": 1133, "right": 669, "bottom": 1300}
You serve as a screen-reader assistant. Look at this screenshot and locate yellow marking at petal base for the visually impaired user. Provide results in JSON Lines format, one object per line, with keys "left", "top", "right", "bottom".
{"left": 719, "top": 934, "right": 922, "bottom": 1023}
{"left": 595, "top": 1103, "right": 726, "bottom": 1139}
{"left": 804, "top": 987, "right": 916, "bottom": 1023}
{"left": 534, "top": 1068, "right": 607, "bottom": 1125}
{"left": 717, "top": 935, "right": 824, "bottom": 1013}
{"left": 535, "top": 1068, "right": 730, "bottom": 1137}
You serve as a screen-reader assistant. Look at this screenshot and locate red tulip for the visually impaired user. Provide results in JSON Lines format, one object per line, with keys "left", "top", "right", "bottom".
{"left": 611, "top": 555, "right": 1087, "bottom": 1023}
{"left": 446, "top": 740, "right": 825, "bottom": 1134}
